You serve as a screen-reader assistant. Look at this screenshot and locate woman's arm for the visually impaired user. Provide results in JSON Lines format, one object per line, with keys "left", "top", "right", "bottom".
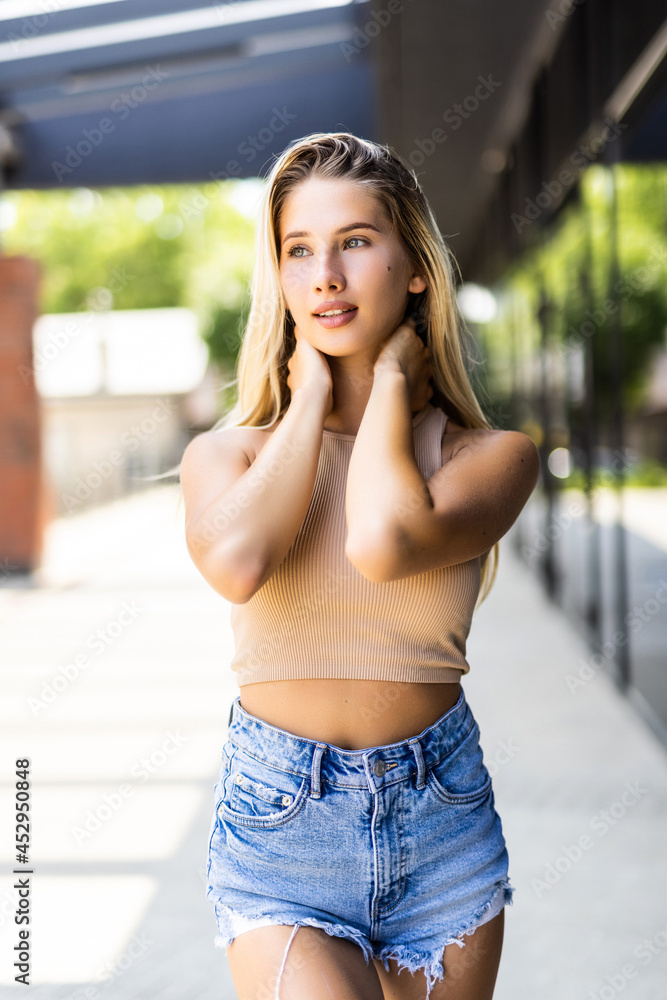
{"left": 345, "top": 367, "right": 430, "bottom": 578}
{"left": 182, "top": 384, "right": 330, "bottom": 604}
{"left": 345, "top": 331, "right": 541, "bottom": 582}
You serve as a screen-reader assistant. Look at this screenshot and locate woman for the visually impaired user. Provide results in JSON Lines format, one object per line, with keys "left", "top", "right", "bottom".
{"left": 181, "top": 132, "right": 540, "bottom": 1000}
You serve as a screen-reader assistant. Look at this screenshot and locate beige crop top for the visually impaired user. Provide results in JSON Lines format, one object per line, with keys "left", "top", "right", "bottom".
{"left": 228, "top": 403, "right": 481, "bottom": 685}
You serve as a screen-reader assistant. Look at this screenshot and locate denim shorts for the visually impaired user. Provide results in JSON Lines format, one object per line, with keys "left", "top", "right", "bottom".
{"left": 205, "top": 686, "right": 514, "bottom": 999}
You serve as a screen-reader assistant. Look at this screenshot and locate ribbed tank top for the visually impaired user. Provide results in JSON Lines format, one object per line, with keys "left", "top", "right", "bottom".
{"left": 229, "top": 403, "right": 481, "bottom": 685}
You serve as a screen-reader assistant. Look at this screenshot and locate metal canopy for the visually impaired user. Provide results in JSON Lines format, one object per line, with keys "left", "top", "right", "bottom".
{"left": 0, "top": 0, "right": 376, "bottom": 188}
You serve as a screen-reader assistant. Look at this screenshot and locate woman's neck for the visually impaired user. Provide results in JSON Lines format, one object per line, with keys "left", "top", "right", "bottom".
{"left": 322, "top": 354, "right": 375, "bottom": 436}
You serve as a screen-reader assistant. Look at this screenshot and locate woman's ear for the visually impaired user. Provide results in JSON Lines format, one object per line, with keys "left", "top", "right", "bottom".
{"left": 404, "top": 289, "right": 429, "bottom": 342}
{"left": 408, "top": 274, "right": 427, "bottom": 294}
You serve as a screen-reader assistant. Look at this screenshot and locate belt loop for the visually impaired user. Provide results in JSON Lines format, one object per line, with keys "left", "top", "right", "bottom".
{"left": 409, "top": 738, "right": 427, "bottom": 789}
{"left": 310, "top": 744, "right": 326, "bottom": 799}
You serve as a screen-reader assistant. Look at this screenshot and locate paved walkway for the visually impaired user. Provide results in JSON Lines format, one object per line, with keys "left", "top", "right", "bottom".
{"left": 0, "top": 484, "right": 665, "bottom": 999}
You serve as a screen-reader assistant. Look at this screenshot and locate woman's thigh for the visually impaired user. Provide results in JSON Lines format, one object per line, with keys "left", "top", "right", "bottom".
{"left": 226, "top": 923, "right": 385, "bottom": 1000}
{"left": 372, "top": 909, "right": 505, "bottom": 1000}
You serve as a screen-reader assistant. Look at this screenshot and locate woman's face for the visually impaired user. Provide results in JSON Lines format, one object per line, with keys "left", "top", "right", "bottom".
{"left": 278, "top": 175, "right": 426, "bottom": 361}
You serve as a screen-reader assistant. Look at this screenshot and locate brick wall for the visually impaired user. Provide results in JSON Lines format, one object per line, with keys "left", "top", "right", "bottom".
{"left": 0, "top": 255, "right": 47, "bottom": 574}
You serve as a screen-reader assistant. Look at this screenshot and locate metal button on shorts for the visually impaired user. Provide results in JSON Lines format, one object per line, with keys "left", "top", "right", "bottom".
{"left": 373, "top": 760, "right": 387, "bottom": 777}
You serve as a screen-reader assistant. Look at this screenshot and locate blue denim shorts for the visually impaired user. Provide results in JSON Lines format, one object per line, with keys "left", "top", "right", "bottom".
{"left": 205, "top": 687, "right": 514, "bottom": 999}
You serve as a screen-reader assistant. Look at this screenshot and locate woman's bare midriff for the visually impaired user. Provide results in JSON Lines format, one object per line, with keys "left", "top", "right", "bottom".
{"left": 238, "top": 678, "right": 462, "bottom": 750}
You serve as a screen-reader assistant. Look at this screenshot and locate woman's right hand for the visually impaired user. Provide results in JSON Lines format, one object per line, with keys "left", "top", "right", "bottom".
{"left": 287, "top": 325, "right": 334, "bottom": 415}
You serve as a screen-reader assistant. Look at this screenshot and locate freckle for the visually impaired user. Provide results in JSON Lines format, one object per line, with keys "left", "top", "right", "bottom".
{"left": 387, "top": 266, "right": 391, "bottom": 271}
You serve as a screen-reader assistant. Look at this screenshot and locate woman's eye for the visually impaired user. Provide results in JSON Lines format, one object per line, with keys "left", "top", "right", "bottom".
{"left": 285, "top": 237, "right": 368, "bottom": 259}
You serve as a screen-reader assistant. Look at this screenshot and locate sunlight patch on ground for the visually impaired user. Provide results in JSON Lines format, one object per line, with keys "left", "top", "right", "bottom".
{"left": 0, "top": 875, "right": 157, "bottom": 984}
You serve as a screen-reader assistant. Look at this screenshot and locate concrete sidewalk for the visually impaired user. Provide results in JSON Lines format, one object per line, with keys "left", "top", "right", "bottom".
{"left": 465, "top": 527, "right": 667, "bottom": 1000}
{"left": 0, "top": 484, "right": 665, "bottom": 999}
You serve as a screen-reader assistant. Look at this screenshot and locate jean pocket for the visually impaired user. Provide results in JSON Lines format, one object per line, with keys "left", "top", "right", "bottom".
{"left": 427, "top": 721, "right": 492, "bottom": 805}
{"left": 217, "top": 750, "right": 309, "bottom": 830}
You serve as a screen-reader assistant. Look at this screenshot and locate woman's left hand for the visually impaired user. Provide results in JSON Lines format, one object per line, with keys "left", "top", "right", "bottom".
{"left": 374, "top": 317, "right": 434, "bottom": 411}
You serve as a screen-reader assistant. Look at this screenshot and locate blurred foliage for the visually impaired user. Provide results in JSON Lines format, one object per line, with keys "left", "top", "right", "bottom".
{"left": 0, "top": 180, "right": 262, "bottom": 371}
{"left": 482, "top": 163, "right": 667, "bottom": 482}
{"left": 202, "top": 297, "right": 251, "bottom": 368}
{"left": 565, "top": 459, "right": 667, "bottom": 489}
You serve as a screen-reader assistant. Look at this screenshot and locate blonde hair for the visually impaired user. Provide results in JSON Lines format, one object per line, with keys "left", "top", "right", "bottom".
{"left": 176, "top": 131, "right": 500, "bottom": 604}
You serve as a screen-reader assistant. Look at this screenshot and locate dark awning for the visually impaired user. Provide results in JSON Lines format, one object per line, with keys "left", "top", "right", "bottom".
{"left": 0, "top": 0, "right": 376, "bottom": 188}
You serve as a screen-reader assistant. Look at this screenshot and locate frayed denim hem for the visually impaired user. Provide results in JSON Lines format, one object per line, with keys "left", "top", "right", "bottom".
{"left": 212, "top": 879, "right": 514, "bottom": 1000}
{"left": 212, "top": 903, "right": 374, "bottom": 999}
{"left": 374, "top": 878, "right": 515, "bottom": 1000}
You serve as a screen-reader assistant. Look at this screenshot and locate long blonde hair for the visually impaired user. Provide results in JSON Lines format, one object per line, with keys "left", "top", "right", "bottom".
{"left": 182, "top": 131, "right": 500, "bottom": 604}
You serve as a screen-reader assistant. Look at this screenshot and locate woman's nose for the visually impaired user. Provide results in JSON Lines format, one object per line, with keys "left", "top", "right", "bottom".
{"left": 313, "top": 252, "right": 345, "bottom": 292}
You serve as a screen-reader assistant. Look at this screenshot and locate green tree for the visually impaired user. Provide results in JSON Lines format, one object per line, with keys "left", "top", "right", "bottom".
{"left": 0, "top": 180, "right": 260, "bottom": 370}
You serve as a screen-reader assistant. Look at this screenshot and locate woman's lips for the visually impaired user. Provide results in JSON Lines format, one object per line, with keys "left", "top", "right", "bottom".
{"left": 313, "top": 307, "right": 358, "bottom": 329}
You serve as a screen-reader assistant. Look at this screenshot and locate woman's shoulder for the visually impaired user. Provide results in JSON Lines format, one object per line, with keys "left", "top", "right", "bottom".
{"left": 182, "top": 423, "right": 266, "bottom": 472}
{"left": 203, "top": 422, "right": 274, "bottom": 465}
{"left": 436, "top": 407, "right": 511, "bottom": 465}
